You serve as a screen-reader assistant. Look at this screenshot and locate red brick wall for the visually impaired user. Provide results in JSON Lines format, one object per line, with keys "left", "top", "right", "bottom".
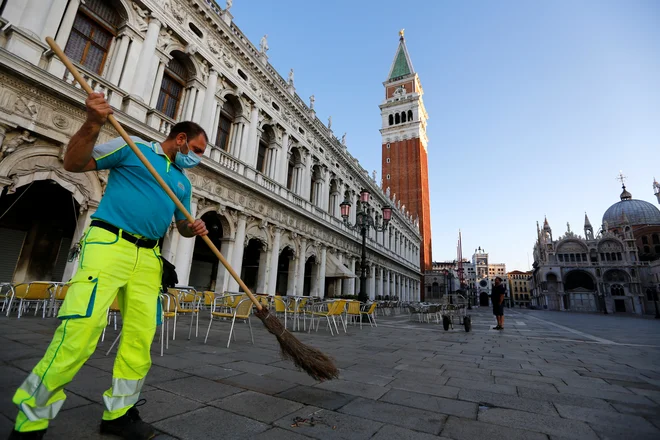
{"left": 382, "top": 137, "right": 433, "bottom": 298}
{"left": 386, "top": 80, "right": 415, "bottom": 99}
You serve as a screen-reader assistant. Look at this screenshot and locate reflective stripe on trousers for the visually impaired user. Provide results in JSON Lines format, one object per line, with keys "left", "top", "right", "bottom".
{"left": 12, "top": 226, "right": 162, "bottom": 432}
{"left": 103, "top": 378, "right": 145, "bottom": 413}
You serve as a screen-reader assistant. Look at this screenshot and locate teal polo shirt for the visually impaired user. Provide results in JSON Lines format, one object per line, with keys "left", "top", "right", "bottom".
{"left": 91, "top": 136, "right": 192, "bottom": 240}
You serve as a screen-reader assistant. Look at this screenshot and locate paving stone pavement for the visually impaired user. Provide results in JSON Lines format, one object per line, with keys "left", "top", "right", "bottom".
{"left": 1, "top": 307, "right": 660, "bottom": 439}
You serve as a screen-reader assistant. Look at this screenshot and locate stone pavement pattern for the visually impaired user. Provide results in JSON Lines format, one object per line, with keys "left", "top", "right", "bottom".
{"left": 1, "top": 307, "right": 659, "bottom": 439}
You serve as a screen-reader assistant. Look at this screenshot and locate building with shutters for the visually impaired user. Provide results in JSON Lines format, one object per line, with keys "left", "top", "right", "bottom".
{"left": 0, "top": 0, "right": 422, "bottom": 300}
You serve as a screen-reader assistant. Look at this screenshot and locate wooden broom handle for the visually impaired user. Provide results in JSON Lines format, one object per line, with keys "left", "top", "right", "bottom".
{"left": 46, "top": 37, "right": 264, "bottom": 311}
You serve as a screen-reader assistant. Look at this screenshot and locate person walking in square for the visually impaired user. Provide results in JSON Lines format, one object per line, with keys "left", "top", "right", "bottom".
{"left": 492, "top": 277, "right": 506, "bottom": 330}
{"left": 8, "top": 93, "right": 208, "bottom": 440}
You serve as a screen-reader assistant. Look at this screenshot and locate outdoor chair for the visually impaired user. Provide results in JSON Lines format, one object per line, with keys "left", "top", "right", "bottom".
{"left": 344, "top": 300, "right": 363, "bottom": 328}
{"left": 1, "top": 283, "right": 15, "bottom": 315}
{"left": 10, "top": 282, "right": 54, "bottom": 318}
{"left": 101, "top": 296, "right": 121, "bottom": 342}
{"left": 49, "top": 283, "right": 69, "bottom": 317}
{"left": 361, "top": 302, "right": 378, "bottom": 327}
{"left": 204, "top": 296, "right": 254, "bottom": 348}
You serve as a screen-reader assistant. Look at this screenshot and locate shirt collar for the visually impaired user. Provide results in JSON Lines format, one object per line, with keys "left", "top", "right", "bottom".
{"left": 152, "top": 142, "right": 183, "bottom": 171}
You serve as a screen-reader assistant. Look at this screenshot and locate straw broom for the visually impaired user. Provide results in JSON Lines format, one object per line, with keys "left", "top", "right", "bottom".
{"left": 45, "top": 37, "right": 339, "bottom": 382}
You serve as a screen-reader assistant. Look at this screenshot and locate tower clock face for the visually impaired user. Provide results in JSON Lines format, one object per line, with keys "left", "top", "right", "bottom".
{"left": 479, "top": 280, "right": 488, "bottom": 288}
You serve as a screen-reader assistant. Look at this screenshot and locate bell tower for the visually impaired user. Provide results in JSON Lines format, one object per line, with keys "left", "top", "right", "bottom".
{"left": 380, "top": 30, "right": 432, "bottom": 286}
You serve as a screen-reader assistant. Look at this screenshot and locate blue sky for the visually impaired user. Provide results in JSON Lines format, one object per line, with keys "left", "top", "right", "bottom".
{"left": 221, "top": 0, "right": 660, "bottom": 271}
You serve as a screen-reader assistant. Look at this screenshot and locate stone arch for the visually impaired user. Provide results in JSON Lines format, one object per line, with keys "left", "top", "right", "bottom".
{"left": 197, "top": 205, "right": 233, "bottom": 239}
{"left": 279, "top": 233, "right": 298, "bottom": 257}
{"left": 0, "top": 145, "right": 103, "bottom": 206}
{"left": 556, "top": 239, "right": 588, "bottom": 254}
{"left": 563, "top": 270, "right": 596, "bottom": 291}
{"left": 244, "top": 219, "right": 271, "bottom": 250}
{"left": 603, "top": 269, "right": 630, "bottom": 283}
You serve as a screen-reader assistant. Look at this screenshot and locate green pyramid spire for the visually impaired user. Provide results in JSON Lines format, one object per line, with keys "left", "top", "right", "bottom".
{"left": 387, "top": 32, "right": 415, "bottom": 80}
{"left": 390, "top": 45, "right": 411, "bottom": 79}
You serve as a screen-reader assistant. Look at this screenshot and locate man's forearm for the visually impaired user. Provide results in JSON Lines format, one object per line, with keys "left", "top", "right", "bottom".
{"left": 63, "top": 120, "right": 102, "bottom": 172}
{"left": 177, "top": 220, "right": 195, "bottom": 237}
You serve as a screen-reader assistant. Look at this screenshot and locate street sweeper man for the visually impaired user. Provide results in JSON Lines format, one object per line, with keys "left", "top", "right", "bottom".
{"left": 9, "top": 92, "right": 208, "bottom": 440}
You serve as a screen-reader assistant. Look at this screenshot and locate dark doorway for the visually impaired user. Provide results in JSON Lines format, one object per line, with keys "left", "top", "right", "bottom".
{"left": 303, "top": 256, "right": 316, "bottom": 296}
{"left": 0, "top": 180, "right": 79, "bottom": 283}
{"left": 614, "top": 299, "right": 626, "bottom": 313}
{"left": 240, "top": 239, "right": 262, "bottom": 293}
{"left": 276, "top": 247, "right": 294, "bottom": 295}
{"left": 189, "top": 212, "right": 223, "bottom": 291}
{"left": 479, "top": 292, "right": 489, "bottom": 306}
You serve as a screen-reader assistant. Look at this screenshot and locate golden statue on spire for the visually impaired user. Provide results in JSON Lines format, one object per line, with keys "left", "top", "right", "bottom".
{"left": 399, "top": 28, "right": 405, "bottom": 38}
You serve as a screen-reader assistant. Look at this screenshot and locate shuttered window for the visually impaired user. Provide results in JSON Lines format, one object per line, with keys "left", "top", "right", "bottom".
{"left": 64, "top": 13, "right": 114, "bottom": 74}
{"left": 157, "top": 57, "right": 187, "bottom": 119}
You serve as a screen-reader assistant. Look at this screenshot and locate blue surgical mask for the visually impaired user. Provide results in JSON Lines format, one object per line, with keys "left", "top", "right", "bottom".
{"left": 175, "top": 140, "right": 201, "bottom": 168}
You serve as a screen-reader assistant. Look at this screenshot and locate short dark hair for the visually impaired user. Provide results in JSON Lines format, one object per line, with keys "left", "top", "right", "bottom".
{"left": 167, "top": 121, "right": 208, "bottom": 142}
{"left": 495, "top": 277, "right": 503, "bottom": 282}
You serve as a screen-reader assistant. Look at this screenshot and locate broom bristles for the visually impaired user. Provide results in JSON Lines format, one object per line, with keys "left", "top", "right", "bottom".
{"left": 255, "top": 307, "right": 339, "bottom": 381}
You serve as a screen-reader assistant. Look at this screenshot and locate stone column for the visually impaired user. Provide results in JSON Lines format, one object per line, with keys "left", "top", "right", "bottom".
{"left": 384, "top": 270, "right": 390, "bottom": 297}
{"left": 200, "top": 69, "right": 219, "bottom": 135}
{"left": 108, "top": 34, "right": 131, "bottom": 86}
{"left": 244, "top": 105, "right": 259, "bottom": 165}
{"left": 45, "top": 0, "right": 81, "bottom": 77}
{"left": 227, "top": 213, "right": 247, "bottom": 292}
{"left": 174, "top": 198, "right": 198, "bottom": 286}
{"left": 215, "top": 238, "right": 233, "bottom": 293}
{"left": 210, "top": 101, "right": 222, "bottom": 144}
{"left": 119, "top": 37, "right": 142, "bottom": 91}
{"left": 20, "top": 0, "right": 67, "bottom": 40}
{"left": 318, "top": 247, "right": 327, "bottom": 298}
{"left": 278, "top": 132, "right": 289, "bottom": 185}
{"left": 131, "top": 17, "right": 161, "bottom": 100}
{"left": 148, "top": 57, "right": 168, "bottom": 107}
{"left": 160, "top": 225, "right": 180, "bottom": 263}
{"left": 256, "top": 249, "right": 268, "bottom": 293}
{"left": 369, "top": 265, "right": 376, "bottom": 300}
{"left": 302, "top": 152, "right": 312, "bottom": 200}
{"left": 296, "top": 237, "right": 307, "bottom": 295}
{"left": 379, "top": 267, "right": 385, "bottom": 298}
{"left": 267, "top": 227, "right": 282, "bottom": 295}
{"left": 62, "top": 204, "right": 96, "bottom": 282}
{"left": 183, "top": 87, "right": 198, "bottom": 121}
{"left": 281, "top": 255, "right": 292, "bottom": 295}
{"left": 347, "top": 257, "right": 356, "bottom": 295}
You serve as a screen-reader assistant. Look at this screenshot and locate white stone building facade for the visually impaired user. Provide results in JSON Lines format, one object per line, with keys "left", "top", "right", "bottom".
{"left": 0, "top": 0, "right": 422, "bottom": 300}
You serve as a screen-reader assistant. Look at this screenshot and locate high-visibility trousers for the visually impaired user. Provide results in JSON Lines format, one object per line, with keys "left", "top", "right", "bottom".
{"left": 12, "top": 225, "right": 163, "bottom": 432}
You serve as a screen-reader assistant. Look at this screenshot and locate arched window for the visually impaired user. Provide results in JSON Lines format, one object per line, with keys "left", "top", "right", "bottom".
{"left": 407, "top": 110, "right": 413, "bottom": 121}
{"left": 653, "top": 234, "right": 659, "bottom": 245}
{"left": 388, "top": 115, "right": 393, "bottom": 126}
{"left": 63, "top": 0, "right": 123, "bottom": 74}
{"left": 395, "top": 113, "right": 400, "bottom": 124}
{"left": 256, "top": 127, "right": 271, "bottom": 173}
{"left": 216, "top": 98, "right": 238, "bottom": 151}
{"left": 157, "top": 54, "right": 188, "bottom": 118}
{"left": 287, "top": 148, "right": 302, "bottom": 191}
{"left": 610, "top": 285, "right": 624, "bottom": 296}
{"left": 642, "top": 236, "right": 649, "bottom": 245}
{"left": 401, "top": 111, "right": 407, "bottom": 123}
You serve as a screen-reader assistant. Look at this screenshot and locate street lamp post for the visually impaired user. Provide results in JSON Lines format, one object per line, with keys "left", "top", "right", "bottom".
{"left": 340, "top": 189, "right": 391, "bottom": 304}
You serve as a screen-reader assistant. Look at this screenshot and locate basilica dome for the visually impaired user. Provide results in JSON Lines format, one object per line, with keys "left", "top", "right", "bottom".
{"left": 602, "top": 186, "right": 660, "bottom": 228}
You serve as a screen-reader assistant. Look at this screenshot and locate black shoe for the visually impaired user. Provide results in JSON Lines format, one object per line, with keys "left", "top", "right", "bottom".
{"left": 8, "top": 429, "right": 46, "bottom": 440}
{"left": 99, "top": 399, "right": 155, "bottom": 440}
{"left": 492, "top": 326, "right": 501, "bottom": 330}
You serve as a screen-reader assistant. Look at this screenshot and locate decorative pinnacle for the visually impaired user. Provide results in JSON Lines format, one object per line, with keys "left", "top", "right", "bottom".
{"left": 616, "top": 170, "right": 627, "bottom": 188}
{"left": 399, "top": 28, "right": 405, "bottom": 39}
